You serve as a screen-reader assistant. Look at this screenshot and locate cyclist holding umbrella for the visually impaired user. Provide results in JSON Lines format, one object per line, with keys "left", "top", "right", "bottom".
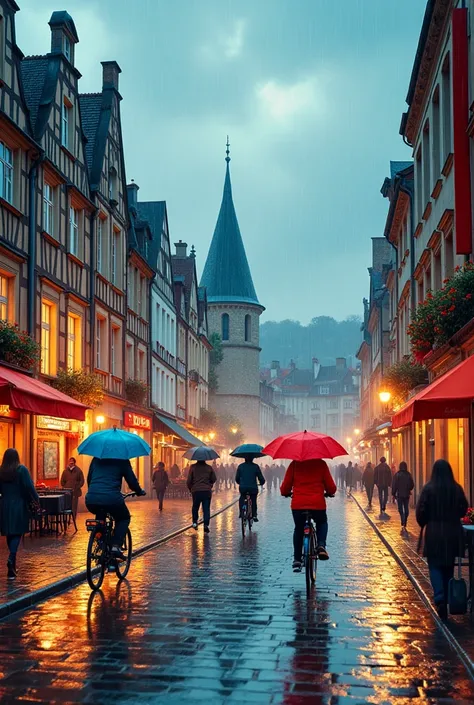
{"left": 231, "top": 444, "right": 266, "bottom": 522}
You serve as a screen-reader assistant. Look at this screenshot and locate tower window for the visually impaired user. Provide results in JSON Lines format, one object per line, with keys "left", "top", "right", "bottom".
{"left": 245, "top": 314, "right": 251, "bottom": 342}
{"left": 222, "top": 313, "right": 229, "bottom": 341}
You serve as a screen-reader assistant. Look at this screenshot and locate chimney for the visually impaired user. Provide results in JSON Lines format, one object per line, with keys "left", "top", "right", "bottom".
{"left": 336, "top": 357, "right": 346, "bottom": 369}
{"left": 312, "top": 357, "right": 321, "bottom": 380}
{"left": 127, "top": 181, "right": 139, "bottom": 209}
{"left": 270, "top": 360, "right": 280, "bottom": 379}
{"left": 102, "top": 61, "right": 121, "bottom": 91}
{"left": 175, "top": 240, "right": 188, "bottom": 257}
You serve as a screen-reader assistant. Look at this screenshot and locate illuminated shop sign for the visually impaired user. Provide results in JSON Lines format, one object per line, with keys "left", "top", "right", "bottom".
{"left": 0, "top": 405, "right": 20, "bottom": 420}
{"left": 123, "top": 412, "right": 151, "bottom": 431}
{"left": 36, "top": 416, "right": 72, "bottom": 431}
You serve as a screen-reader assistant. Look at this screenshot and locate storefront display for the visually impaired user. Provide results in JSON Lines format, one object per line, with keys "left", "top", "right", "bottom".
{"left": 123, "top": 410, "right": 152, "bottom": 490}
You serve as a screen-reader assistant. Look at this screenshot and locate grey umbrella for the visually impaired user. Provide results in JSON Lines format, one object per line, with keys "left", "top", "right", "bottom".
{"left": 183, "top": 446, "right": 220, "bottom": 461}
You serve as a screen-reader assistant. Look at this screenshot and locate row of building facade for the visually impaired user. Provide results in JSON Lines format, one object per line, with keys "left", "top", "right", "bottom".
{"left": 0, "top": 4, "right": 215, "bottom": 493}
{"left": 357, "top": 0, "right": 474, "bottom": 502}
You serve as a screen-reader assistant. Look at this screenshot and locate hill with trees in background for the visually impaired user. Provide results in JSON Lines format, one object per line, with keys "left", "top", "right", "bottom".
{"left": 260, "top": 316, "right": 362, "bottom": 368}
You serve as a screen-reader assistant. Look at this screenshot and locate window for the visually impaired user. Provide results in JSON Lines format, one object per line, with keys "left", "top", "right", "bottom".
{"left": 329, "top": 399, "right": 338, "bottom": 409}
{"left": 111, "top": 326, "right": 119, "bottom": 376}
{"left": 415, "top": 147, "right": 422, "bottom": 223}
{"left": 320, "top": 386, "right": 329, "bottom": 395}
{"left": 138, "top": 350, "right": 145, "bottom": 381}
{"left": 69, "top": 207, "right": 79, "bottom": 256}
{"left": 97, "top": 218, "right": 104, "bottom": 273}
{"left": 327, "top": 414, "right": 338, "bottom": 427}
{"left": 445, "top": 232, "right": 454, "bottom": 277}
{"left": 108, "top": 167, "right": 118, "bottom": 202}
{"left": 126, "top": 342, "right": 133, "bottom": 378}
{"left": 311, "top": 415, "right": 321, "bottom": 429}
{"left": 111, "top": 230, "right": 119, "bottom": 284}
{"left": 422, "top": 121, "right": 430, "bottom": 210}
{"left": 222, "top": 313, "right": 230, "bottom": 341}
{"left": 63, "top": 35, "right": 71, "bottom": 61}
{"left": 43, "top": 183, "right": 54, "bottom": 235}
{"left": 0, "top": 14, "right": 5, "bottom": 80}
{"left": 67, "top": 313, "right": 81, "bottom": 370}
{"left": 0, "top": 274, "right": 9, "bottom": 320}
{"left": 244, "top": 314, "right": 251, "bottom": 342}
{"left": 0, "top": 142, "right": 13, "bottom": 204}
{"left": 432, "top": 86, "right": 441, "bottom": 179}
{"left": 442, "top": 55, "right": 452, "bottom": 161}
{"left": 96, "top": 317, "right": 105, "bottom": 369}
{"left": 311, "top": 402, "right": 320, "bottom": 411}
{"left": 137, "top": 274, "right": 144, "bottom": 316}
{"left": 41, "top": 301, "right": 53, "bottom": 375}
{"left": 61, "top": 101, "right": 70, "bottom": 148}
{"left": 344, "top": 399, "right": 353, "bottom": 409}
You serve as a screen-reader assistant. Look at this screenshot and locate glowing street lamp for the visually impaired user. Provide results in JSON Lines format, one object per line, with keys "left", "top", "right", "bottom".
{"left": 230, "top": 427, "right": 238, "bottom": 435}
{"left": 209, "top": 431, "right": 216, "bottom": 441}
{"left": 346, "top": 436, "right": 352, "bottom": 446}
{"left": 379, "top": 390, "right": 391, "bottom": 405}
{"left": 96, "top": 415, "right": 105, "bottom": 425}
{"left": 353, "top": 428, "right": 360, "bottom": 436}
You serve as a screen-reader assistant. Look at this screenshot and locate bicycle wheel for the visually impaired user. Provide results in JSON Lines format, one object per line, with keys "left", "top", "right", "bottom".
{"left": 309, "top": 529, "right": 317, "bottom": 585}
{"left": 303, "top": 536, "right": 311, "bottom": 596}
{"left": 241, "top": 506, "right": 247, "bottom": 538}
{"left": 115, "top": 529, "right": 132, "bottom": 580}
{"left": 86, "top": 528, "right": 106, "bottom": 591}
{"left": 248, "top": 497, "right": 253, "bottom": 532}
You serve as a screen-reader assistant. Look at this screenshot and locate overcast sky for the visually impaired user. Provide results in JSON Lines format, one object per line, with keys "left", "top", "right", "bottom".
{"left": 16, "top": 0, "right": 426, "bottom": 324}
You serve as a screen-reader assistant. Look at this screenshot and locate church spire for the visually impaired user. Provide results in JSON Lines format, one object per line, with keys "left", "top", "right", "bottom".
{"left": 200, "top": 141, "right": 260, "bottom": 306}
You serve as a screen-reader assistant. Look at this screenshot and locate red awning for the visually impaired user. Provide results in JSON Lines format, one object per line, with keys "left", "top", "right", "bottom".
{"left": 0, "top": 365, "right": 88, "bottom": 421}
{"left": 392, "top": 356, "right": 474, "bottom": 428}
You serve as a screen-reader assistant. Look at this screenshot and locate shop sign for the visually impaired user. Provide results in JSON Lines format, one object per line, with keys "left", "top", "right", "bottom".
{"left": 123, "top": 411, "right": 151, "bottom": 431}
{"left": 37, "top": 416, "right": 72, "bottom": 431}
{"left": 0, "top": 405, "right": 20, "bottom": 421}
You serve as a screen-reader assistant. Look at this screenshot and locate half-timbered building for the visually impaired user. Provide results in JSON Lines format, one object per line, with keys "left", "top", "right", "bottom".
{"left": 79, "top": 61, "right": 128, "bottom": 434}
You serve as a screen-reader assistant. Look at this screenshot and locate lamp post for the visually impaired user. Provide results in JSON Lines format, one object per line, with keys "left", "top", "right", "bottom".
{"left": 378, "top": 390, "right": 393, "bottom": 464}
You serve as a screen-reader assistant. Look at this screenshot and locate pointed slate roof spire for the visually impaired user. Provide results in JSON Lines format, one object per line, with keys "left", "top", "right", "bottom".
{"left": 200, "top": 140, "right": 260, "bottom": 306}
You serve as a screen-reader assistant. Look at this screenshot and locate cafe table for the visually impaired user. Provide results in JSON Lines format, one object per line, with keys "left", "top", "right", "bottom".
{"left": 38, "top": 493, "right": 66, "bottom": 535}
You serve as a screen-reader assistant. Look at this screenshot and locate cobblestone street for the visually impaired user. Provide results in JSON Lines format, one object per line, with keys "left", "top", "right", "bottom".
{"left": 1, "top": 491, "right": 473, "bottom": 704}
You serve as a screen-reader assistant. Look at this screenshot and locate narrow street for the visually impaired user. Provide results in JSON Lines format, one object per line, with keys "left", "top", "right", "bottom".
{"left": 1, "top": 491, "right": 473, "bottom": 704}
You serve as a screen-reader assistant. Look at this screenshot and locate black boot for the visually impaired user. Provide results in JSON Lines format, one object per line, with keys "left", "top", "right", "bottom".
{"left": 7, "top": 555, "right": 17, "bottom": 580}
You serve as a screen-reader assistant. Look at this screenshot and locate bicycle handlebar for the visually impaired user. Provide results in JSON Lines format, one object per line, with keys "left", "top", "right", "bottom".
{"left": 121, "top": 491, "right": 146, "bottom": 499}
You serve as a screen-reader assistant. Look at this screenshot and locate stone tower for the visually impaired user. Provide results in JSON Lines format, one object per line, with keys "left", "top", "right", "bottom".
{"left": 200, "top": 143, "right": 265, "bottom": 442}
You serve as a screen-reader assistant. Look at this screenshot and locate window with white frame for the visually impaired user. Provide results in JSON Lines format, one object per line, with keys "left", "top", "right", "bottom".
{"left": 69, "top": 207, "right": 79, "bottom": 256}
{"left": 108, "top": 167, "right": 118, "bottom": 202}
{"left": 344, "top": 399, "right": 353, "bottom": 409}
{"left": 63, "top": 35, "right": 71, "bottom": 62}
{"left": 67, "top": 313, "right": 81, "bottom": 370}
{"left": 327, "top": 414, "right": 338, "bottom": 427}
{"left": 0, "top": 14, "right": 5, "bottom": 80}
{"left": 111, "top": 326, "right": 119, "bottom": 376}
{"left": 97, "top": 218, "right": 104, "bottom": 273}
{"left": 0, "top": 142, "right": 13, "bottom": 204}
{"left": 0, "top": 273, "right": 9, "bottom": 320}
{"left": 432, "top": 86, "right": 441, "bottom": 179}
{"left": 442, "top": 54, "right": 452, "bottom": 161}
{"left": 41, "top": 301, "right": 53, "bottom": 375}
{"left": 126, "top": 342, "right": 133, "bottom": 378}
{"left": 139, "top": 349, "right": 145, "bottom": 381}
{"left": 319, "top": 386, "right": 329, "bottom": 395}
{"left": 311, "top": 415, "right": 321, "bottom": 429}
{"left": 111, "top": 230, "right": 119, "bottom": 284}
{"left": 96, "top": 317, "right": 105, "bottom": 369}
{"left": 43, "top": 183, "right": 54, "bottom": 235}
{"left": 61, "top": 101, "right": 70, "bottom": 148}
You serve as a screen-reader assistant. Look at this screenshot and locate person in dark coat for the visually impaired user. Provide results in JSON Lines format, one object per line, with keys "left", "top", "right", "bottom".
{"left": 416, "top": 459, "right": 468, "bottom": 619}
{"left": 60, "top": 457, "right": 85, "bottom": 518}
{"left": 362, "top": 462, "right": 375, "bottom": 507}
{"left": 345, "top": 462, "right": 354, "bottom": 492}
{"left": 187, "top": 461, "right": 217, "bottom": 533}
{"left": 86, "top": 457, "right": 145, "bottom": 559}
{"left": 0, "top": 448, "right": 38, "bottom": 580}
{"left": 152, "top": 462, "right": 169, "bottom": 511}
{"left": 392, "top": 461, "right": 414, "bottom": 528}
{"left": 236, "top": 459, "right": 265, "bottom": 521}
{"left": 374, "top": 457, "right": 392, "bottom": 514}
{"left": 169, "top": 463, "right": 180, "bottom": 481}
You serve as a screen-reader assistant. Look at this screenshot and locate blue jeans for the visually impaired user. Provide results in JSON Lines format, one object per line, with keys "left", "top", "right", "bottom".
{"left": 378, "top": 486, "right": 388, "bottom": 512}
{"left": 397, "top": 497, "right": 409, "bottom": 525}
{"left": 292, "top": 510, "right": 328, "bottom": 561}
{"left": 6, "top": 534, "right": 21, "bottom": 558}
{"left": 428, "top": 563, "right": 454, "bottom": 606}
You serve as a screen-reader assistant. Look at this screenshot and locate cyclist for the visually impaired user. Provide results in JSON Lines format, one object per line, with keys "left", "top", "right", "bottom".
{"left": 85, "top": 457, "right": 145, "bottom": 559}
{"left": 236, "top": 458, "right": 265, "bottom": 522}
{"left": 280, "top": 458, "right": 336, "bottom": 572}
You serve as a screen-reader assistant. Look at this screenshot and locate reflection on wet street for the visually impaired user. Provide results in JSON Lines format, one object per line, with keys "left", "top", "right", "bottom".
{"left": 0, "top": 492, "right": 473, "bottom": 704}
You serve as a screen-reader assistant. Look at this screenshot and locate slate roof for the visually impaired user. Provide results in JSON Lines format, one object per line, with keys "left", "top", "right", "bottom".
{"left": 173, "top": 256, "right": 196, "bottom": 317}
{"left": 136, "top": 201, "right": 166, "bottom": 272}
{"left": 20, "top": 57, "right": 49, "bottom": 132}
{"left": 200, "top": 160, "right": 261, "bottom": 306}
{"left": 79, "top": 93, "right": 102, "bottom": 173}
{"left": 49, "top": 11, "right": 79, "bottom": 42}
{"left": 390, "top": 161, "right": 413, "bottom": 179}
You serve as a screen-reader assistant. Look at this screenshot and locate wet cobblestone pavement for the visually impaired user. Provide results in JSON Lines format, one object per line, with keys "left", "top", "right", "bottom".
{"left": 0, "top": 489, "right": 237, "bottom": 606}
{"left": 1, "top": 492, "right": 474, "bottom": 704}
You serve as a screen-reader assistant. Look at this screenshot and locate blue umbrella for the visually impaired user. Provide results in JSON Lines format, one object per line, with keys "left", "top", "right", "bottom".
{"left": 78, "top": 427, "right": 151, "bottom": 460}
{"left": 183, "top": 446, "right": 220, "bottom": 461}
{"left": 231, "top": 443, "right": 266, "bottom": 459}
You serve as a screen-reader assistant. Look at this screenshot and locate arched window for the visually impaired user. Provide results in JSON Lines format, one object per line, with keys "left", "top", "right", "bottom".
{"left": 245, "top": 314, "right": 251, "bottom": 342}
{"left": 222, "top": 313, "right": 230, "bottom": 341}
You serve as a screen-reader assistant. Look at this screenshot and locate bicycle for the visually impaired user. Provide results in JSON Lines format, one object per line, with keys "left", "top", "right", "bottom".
{"left": 85, "top": 492, "right": 137, "bottom": 591}
{"left": 302, "top": 510, "right": 318, "bottom": 596}
{"left": 241, "top": 492, "right": 254, "bottom": 538}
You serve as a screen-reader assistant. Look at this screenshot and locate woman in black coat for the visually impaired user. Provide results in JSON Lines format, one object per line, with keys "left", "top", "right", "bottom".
{"left": 416, "top": 459, "right": 468, "bottom": 619}
{"left": 392, "top": 461, "right": 414, "bottom": 529}
{"left": 0, "top": 448, "right": 39, "bottom": 580}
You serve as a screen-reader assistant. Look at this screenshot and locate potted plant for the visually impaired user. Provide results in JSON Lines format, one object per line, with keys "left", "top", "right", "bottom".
{"left": 125, "top": 378, "right": 148, "bottom": 405}
{"left": 50, "top": 369, "right": 105, "bottom": 407}
{"left": 0, "top": 321, "right": 41, "bottom": 371}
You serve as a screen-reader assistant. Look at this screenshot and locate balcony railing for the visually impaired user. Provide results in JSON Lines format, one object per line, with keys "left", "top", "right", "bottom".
{"left": 155, "top": 341, "right": 176, "bottom": 369}
{"left": 177, "top": 358, "right": 186, "bottom": 376}
{"left": 177, "top": 405, "right": 186, "bottom": 421}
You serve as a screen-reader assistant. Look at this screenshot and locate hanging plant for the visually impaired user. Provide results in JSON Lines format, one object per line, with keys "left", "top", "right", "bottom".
{"left": 382, "top": 358, "right": 428, "bottom": 410}
{"left": 50, "top": 369, "right": 104, "bottom": 407}
{"left": 125, "top": 378, "right": 148, "bottom": 405}
{"left": 0, "top": 321, "right": 41, "bottom": 371}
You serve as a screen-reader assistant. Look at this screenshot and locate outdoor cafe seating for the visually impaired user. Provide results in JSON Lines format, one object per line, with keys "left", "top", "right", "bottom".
{"left": 29, "top": 487, "right": 78, "bottom": 536}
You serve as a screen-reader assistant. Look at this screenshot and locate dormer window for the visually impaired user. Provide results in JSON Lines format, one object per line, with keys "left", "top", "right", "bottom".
{"left": 108, "top": 167, "right": 118, "bottom": 203}
{"left": 63, "top": 35, "right": 71, "bottom": 61}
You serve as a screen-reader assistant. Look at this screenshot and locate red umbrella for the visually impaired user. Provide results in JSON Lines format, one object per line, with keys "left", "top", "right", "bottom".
{"left": 262, "top": 430, "right": 347, "bottom": 462}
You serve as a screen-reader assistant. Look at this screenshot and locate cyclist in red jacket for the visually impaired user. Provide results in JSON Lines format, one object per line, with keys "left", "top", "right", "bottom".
{"left": 281, "top": 458, "right": 337, "bottom": 572}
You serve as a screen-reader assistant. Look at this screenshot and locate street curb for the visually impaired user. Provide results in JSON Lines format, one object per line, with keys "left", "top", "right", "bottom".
{"left": 0, "top": 495, "right": 240, "bottom": 622}
{"left": 350, "top": 492, "right": 474, "bottom": 682}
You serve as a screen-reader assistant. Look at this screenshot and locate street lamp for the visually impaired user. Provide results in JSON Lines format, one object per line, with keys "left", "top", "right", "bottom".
{"left": 346, "top": 436, "right": 352, "bottom": 446}
{"left": 353, "top": 428, "right": 360, "bottom": 436}
{"left": 96, "top": 415, "right": 105, "bottom": 425}
{"left": 378, "top": 390, "right": 391, "bottom": 405}
{"left": 209, "top": 431, "right": 216, "bottom": 441}
{"left": 230, "top": 427, "right": 238, "bottom": 435}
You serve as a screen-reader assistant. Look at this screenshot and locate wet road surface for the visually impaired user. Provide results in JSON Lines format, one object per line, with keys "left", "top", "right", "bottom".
{"left": 0, "top": 491, "right": 473, "bottom": 704}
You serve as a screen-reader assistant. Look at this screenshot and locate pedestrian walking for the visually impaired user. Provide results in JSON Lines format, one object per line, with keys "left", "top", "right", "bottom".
{"left": 416, "top": 459, "right": 468, "bottom": 619}
{"left": 0, "top": 448, "right": 39, "bottom": 580}
{"left": 353, "top": 463, "right": 362, "bottom": 490}
{"left": 362, "top": 462, "right": 375, "bottom": 507}
{"left": 374, "top": 456, "right": 392, "bottom": 515}
{"left": 170, "top": 463, "right": 180, "bottom": 481}
{"left": 392, "top": 461, "right": 414, "bottom": 529}
{"left": 338, "top": 463, "right": 346, "bottom": 489}
{"left": 60, "top": 456, "right": 85, "bottom": 518}
{"left": 152, "top": 461, "right": 170, "bottom": 511}
{"left": 187, "top": 460, "right": 217, "bottom": 533}
{"left": 345, "top": 461, "right": 354, "bottom": 493}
